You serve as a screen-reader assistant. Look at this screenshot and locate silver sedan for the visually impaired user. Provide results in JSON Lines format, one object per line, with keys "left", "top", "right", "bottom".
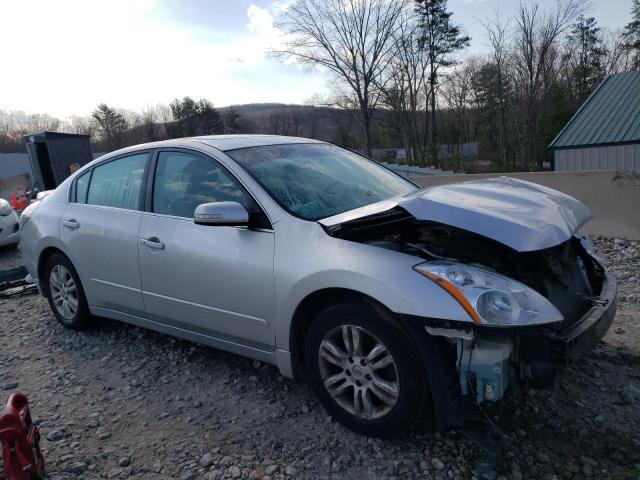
{"left": 20, "top": 135, "right": 616, "bottom": 437}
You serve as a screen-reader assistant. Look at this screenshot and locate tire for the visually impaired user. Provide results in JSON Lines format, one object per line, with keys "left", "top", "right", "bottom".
{"left": 43, "top": 253, "right": 92, "bottom": 330}
{"left": 305, "top": 300, "right": 428, "bottom": 437}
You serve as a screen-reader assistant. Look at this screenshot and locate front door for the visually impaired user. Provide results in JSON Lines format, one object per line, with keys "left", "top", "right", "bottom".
{"left": 138, "top": 150, "right": 275, "bottom": 349}
{"left": 61, "top": 152, "right": 149, "bottom": 316}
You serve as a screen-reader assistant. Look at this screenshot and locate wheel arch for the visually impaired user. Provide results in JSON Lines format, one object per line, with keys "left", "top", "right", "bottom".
{"left": 37, "top": 245, "right": 74, "bottom": 289}
{"left": 288, "top": 288, "right": 397, "bottom": 379}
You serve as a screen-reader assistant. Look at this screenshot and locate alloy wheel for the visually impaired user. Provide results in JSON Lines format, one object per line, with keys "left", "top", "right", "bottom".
{"left": 318, "top": 324, "right": 400, "bottom": 420}
{"left": 49, "top": 264, "right": 78, "bottom": 320}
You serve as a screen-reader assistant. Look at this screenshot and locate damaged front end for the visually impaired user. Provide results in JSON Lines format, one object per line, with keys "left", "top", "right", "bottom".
{"left": 412, "top": 226, "right": 617, "bottom": 403}
{"left": 321, "top": 178, "right": 617, "bottom": 408}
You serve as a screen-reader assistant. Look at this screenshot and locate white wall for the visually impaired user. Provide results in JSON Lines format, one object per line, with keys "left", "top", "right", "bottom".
{"left": 410, "top": 170, "right": 640, "bottom": 240}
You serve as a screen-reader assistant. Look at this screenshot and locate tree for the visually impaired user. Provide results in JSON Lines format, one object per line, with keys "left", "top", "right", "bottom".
{"left": 91, "top": 104, "right": 128, "bottom": 151}
{"left": 441, "top": 66, "right": 471, "bottom": 157}
{"left": 623, "top": 0, "right": 640, "bottom": 69}
{"left": 512, "top": 0, "right": 582, "bottom": 168}
{"left": 224, "top": 106, "right": 242, "bottom": 134}
{"left": 481, "top": 12, "right": 510, "bottom": 165}
{"left": 563, "top": 15, "right": 607, "bottom": 106}
{"left": 196, "top": 99, "right": 224, "bottom": 135}
{"left": 69, "top": 116, "right": 95, "bottom": 136}
{"left": 274, "top": 0, "right": 409, "bottom": 156}
{"left": 604, "top": 28, "right": 635, "bottom": 74}
{"left": 169, "top": 96, "right": 197, "bottom": 121}
{"left": 379, "top": 12, "right": 429, "bottom": 164}
{"left": 415, "top": 0, "right": 470, "bottom": 164}
{"left": 170, "top": 97, "right": 198, "bottom": 136}
{"left": 169, "top": 97, "right": 223, "bottom": 136}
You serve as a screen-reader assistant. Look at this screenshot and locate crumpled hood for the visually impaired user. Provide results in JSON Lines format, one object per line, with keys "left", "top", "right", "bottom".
{"left": 320, "top": 176, "right": 593, "bottom": 252}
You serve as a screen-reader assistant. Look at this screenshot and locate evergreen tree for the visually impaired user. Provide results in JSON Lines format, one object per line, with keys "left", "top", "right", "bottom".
{"left": 169, "top": 97, "right": 198, "bottom": 136}
{"left": 169, "top": 96, "right": 197, "bottom": 121}
{"left": 564, "top": 15, "right": 607, "bottom": 106}
{"left": 415, "top": 0, "right": 470, "bottom": 164}
{"left": 91, "top": 104, "right": 128, "bottom": 151}
{"left": 195, "top": 99, "right": 224, "bottom": 135}
{"left": 168, "top": 97, "right": 223, "bottom": 136}
{"left": 224, "top": 106, "right": 242, "bottom": 134}
{"left": 623, "top": 0, "right": 640, "bottom": 69}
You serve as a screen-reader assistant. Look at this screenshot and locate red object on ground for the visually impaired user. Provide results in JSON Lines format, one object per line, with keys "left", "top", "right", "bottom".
{"left": 16, "top": 189, "right": 28, "bottom": 210}
{"left": 9, "top": 192, "right": 19, "bottom": 210}
{"left": 0, "top": 392, "right": 44, "bottom": 480}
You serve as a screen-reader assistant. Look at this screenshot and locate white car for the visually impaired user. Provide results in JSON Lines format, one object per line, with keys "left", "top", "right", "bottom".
{"left": 0, "top": 198, "right": 20, "bottom": 248}
{"left": 20, "top": 136, "right": 616, "bottom": 437}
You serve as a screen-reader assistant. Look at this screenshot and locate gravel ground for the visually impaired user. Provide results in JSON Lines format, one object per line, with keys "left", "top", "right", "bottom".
{"left": 0, "top": 245, "right": 23, "bottom": 270}
{"left": 0, "top": 238, "right": 638, "bottom": 480}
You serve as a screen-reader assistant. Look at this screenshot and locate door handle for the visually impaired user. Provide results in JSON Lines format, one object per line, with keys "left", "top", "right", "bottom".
{"left": 140, "top": 237, "right": 165, "bottom": 250}
{"left": 62, "top": 219, "right": 80, "bottom": 229}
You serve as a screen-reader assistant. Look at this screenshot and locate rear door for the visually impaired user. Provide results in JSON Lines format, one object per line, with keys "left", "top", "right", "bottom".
{"left": 137, "top": 149, "right": 276, "bottom": 349}
{"left": 61, "top": 152, "right": 149, "bottom": 316}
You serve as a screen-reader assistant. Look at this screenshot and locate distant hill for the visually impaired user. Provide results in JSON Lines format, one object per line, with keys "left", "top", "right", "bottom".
{"left": 218, "top": 102, "right": 406, "bottom": 150}
{"left": 221, "top": 103, "right": 364, "bottom": 146}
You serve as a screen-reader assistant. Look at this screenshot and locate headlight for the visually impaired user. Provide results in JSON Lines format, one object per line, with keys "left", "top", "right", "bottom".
{"left": 0, "top": 199, "right": 12, "bottom": 216}
{"left": 414, "top": 261, "right": 563, "bottom": 327}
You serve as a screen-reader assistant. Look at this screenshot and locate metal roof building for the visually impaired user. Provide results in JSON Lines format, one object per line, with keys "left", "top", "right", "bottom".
{"left": 549, "top": 70, "right": 640, "bottom": 173}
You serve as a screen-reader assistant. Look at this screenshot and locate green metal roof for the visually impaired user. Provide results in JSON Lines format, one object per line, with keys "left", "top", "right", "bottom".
{"left": 549, "top": 70, "right": 640, "bottom": 149}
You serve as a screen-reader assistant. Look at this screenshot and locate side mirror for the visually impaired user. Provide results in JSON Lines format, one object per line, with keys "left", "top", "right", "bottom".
{"left": 194, "top": 201, "right": 249, "bottom": 226}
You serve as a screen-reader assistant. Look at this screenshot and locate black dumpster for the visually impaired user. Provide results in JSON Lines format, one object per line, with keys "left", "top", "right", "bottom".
{"left": 23, "top": 131, "right": 93, "bottom": 192}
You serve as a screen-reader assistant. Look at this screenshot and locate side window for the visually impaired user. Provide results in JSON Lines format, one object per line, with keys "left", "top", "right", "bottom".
{"left": 86, "top": 153, "right": 147, "bottom": 210}
{"left": 152, "top": 152, "right": 251, "bottom": 218}
{"left": 74, "top": 170, "right": 91, "bottom": 203}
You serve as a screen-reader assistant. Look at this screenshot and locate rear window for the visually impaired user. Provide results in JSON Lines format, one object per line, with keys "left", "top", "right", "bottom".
{"left": 74, "top": 170, "right": 90, "bottom": 203}
{"left": 81, "top": 153, "right": 148, "bottom": 210}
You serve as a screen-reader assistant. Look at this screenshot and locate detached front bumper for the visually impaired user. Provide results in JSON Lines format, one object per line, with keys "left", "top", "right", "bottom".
{"left": 550, "top": 269, "right": 617, "bottom": 363}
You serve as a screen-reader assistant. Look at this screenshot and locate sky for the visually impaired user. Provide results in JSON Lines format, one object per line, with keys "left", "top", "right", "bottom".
{"left": 0, "top": 0, "right": 634, "bottom": 119}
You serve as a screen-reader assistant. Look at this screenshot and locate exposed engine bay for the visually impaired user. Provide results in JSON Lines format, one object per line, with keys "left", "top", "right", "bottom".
{"left": 325, "top": 206, "right": 612, "bottom": 403}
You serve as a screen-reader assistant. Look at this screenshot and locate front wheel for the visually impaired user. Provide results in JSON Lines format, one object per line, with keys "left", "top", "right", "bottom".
{"left": 305, "top": 301, "right": 428, "bottom": 437}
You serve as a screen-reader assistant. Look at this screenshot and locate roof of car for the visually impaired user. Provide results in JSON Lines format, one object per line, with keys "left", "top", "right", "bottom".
{"left": 191, "top": 134, "right": 325, "bottom": 151}
{"left": 92, "top": 135, "right": 327, "bottom": 162}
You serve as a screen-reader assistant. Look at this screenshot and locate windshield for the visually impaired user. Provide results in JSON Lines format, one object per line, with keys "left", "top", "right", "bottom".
{"left": 227, "top": 143, "right": 417, "bottom": 221}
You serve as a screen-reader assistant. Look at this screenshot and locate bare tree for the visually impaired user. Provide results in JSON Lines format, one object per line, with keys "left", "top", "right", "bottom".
{"left": 513, "top": 0, "right": 583, "bottom": 168}
{"left": 481, "top": 11, "right": 510, "bottom": 164}
{"left": 605, "top": 28, "right": 635, "bottom": 74}
{"left": 23, "top": 113, "right": 60, "bottom": 134}
{"left": 379, "top": 12, "right": 429, "bottom": 164}
{"left": 68, "top": 116, "right": 95, "bottom": 136}
{"left": 441, "top": 66, "right": 471, "bottom": 152}
{"left": 274, "top": 0, "right": 409, "bottom": 155}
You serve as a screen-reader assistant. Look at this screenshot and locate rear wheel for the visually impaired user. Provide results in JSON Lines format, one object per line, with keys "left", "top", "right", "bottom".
{"left": 43, "top": 254, "right": 92, "bottom": 330}
{"left": 305, "top": 301, "right": 428, "bottom": 437}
